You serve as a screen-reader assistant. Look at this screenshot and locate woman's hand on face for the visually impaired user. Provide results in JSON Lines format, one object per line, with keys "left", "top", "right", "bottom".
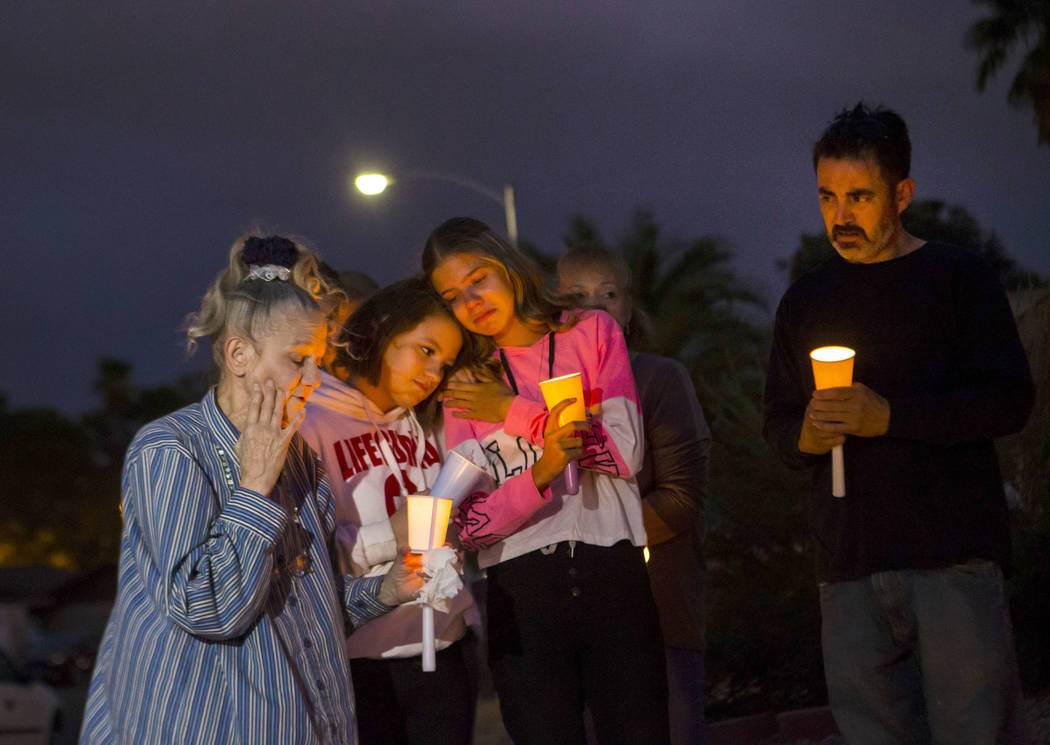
{"left": 377, "top": 546, "right": 424, "bottom": 606}
{"left": 443, "top": 378, "right": 515, "bottom": 423}
{"left": 531, "top": 398, "right": 590, "bottom": 491}
{"left": 235, "top": 380, "right": 301, "bottom": 497}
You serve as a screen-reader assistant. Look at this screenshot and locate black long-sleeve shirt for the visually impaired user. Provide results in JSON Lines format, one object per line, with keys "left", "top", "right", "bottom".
{"left": 763, "top": 242, "right": 1033, "bottom": 583}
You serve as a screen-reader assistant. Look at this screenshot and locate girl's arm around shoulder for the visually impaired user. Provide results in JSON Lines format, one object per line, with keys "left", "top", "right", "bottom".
{"left": 444, "top": 364, "right": 550, "bottom": 444}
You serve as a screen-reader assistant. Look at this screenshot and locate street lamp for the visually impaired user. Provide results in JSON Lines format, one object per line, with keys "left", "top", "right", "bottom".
{"left": 354, "top": 173, "right": 389, "bottom": 196}
{"left": 353, "top": 170, "right": 519, "bottom": 245}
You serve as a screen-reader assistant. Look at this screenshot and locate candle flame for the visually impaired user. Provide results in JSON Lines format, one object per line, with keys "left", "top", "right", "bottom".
{"left": 810, "top": 346, "right": 855, "bottom": 363}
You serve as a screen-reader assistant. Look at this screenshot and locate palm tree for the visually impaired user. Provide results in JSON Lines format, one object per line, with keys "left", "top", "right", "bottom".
{"left": 564, "top": 208, "right": 767, "bottom": 377}
{"left": 966, "top": 0, "right": 1050, "bottom": 144}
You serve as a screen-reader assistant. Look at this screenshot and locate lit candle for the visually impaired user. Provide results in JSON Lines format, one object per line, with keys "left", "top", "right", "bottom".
{"left": 809, "top": 346, "right": 856, "bottom": 498}
{"left": 538, "top": 372, "right": 587, "bottom": 494}
{"left": 406, "top": 495, "right": 453, "bottom": 671}
{"left": 407, "top": 495, "right": 453, "bottom": 553}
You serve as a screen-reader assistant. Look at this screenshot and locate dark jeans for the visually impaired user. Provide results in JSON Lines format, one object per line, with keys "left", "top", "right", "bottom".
{"left": 820, "top": 561, "right": 1029, "bottom": 745}
{"left": 349, "top": 634, "right": 477, "bottom": 745}
{"left": 666, "top": 648, "right": 706, "bottom": 745}
{"left": 487, "top": 540, "right": 670, "bottom": 745}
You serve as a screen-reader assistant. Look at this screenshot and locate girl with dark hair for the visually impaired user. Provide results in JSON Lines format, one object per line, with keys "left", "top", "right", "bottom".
{"left": 81, "top": 235, "right": 422, "bottom": 745}
{"left": 423, "top": 217, "right": 670, "bottom": 745}
{"left": 299, "top": 277, "right": 480, "bottom": 745}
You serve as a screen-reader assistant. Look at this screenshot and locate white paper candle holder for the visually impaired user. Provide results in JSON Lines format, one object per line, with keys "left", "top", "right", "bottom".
{"left": 406, "top": 495, "right": 453, "bottom": 672}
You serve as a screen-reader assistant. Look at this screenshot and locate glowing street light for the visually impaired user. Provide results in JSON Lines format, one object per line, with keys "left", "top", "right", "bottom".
{"left": 353, "top": 169, "right": 519, "bottom": 245}
{"left": 354, "top": 173, "right": 389, "bottom": 195}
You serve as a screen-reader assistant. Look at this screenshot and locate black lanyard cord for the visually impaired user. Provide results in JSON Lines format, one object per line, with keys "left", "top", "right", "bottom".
{"left": 498, "top": 331, "right": 556, "bottom": 395}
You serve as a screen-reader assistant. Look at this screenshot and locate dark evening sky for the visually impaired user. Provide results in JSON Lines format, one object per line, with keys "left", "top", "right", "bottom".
{"left": 3, "top": 1, "right": 1048, "bottom": 414}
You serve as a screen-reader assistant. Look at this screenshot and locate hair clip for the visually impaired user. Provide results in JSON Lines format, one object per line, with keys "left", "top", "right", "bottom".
{"left": 248, "top": 264, "right": 292, "bottom": 281}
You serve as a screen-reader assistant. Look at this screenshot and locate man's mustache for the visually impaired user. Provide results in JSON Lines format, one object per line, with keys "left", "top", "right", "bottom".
{"left": 832, "top": 225, "right": 868, "bottom": 240}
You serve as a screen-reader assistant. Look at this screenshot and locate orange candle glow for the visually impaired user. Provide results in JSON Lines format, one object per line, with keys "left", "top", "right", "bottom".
{"left": 407, "top": 495, "right": 453, "bottom": 553}
{"left": 538, "top": 372, "right": 586, "bottom": 495}
{"left": 810, "top": 346, "right": 856, "bottom": 389}
{"left": 809, "top": 346, "right": 856, "bottom": 498}
{"left": 406, "top": 494, "right": 453, "bottom": 673}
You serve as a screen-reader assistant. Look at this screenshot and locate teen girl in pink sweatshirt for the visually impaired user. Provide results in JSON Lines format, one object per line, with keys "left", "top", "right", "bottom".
{"left": 424, "top": 217, "right": 670, "bottom": 745}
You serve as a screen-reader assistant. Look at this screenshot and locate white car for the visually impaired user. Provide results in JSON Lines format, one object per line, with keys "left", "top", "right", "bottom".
{"left": 0, "top": 649, "right": 61, "bottom": 745}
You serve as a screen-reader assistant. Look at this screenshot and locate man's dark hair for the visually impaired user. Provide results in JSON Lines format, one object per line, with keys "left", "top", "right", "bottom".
{"left": 812, "top": 102, "right": 911, "bottom": 187}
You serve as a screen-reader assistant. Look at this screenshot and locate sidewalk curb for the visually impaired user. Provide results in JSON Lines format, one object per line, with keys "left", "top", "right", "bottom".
{"left": 709, "top": 706, "right": 839, "bottom": 745}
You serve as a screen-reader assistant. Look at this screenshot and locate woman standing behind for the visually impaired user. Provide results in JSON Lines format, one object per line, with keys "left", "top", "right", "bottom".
{"left": 424, "top": 217, "right": 669, "bottom": 745}
{"left": 558, "top": 243, "right": 711, "bottom": 745}
{"left": 80, "top": 235, "right": 422, "bottom": 745}
{"left": 299, "top": 278, "right": 479, "bottom": 745}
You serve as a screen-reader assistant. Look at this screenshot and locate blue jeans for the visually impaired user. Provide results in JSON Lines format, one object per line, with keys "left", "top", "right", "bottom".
{"left": 819, "top": 561, "right": 1028, "bottom": 745}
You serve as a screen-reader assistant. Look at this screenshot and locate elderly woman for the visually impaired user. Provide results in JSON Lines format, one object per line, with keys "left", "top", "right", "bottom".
{"left": 80, "top": 235, "right": 422, "bottom": 745}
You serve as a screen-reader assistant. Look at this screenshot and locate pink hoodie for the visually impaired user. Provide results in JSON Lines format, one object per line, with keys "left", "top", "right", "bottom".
{"left": 300, "top": 371, "right": 477, "bottom": 659}
{"left": 446, "top": 309, "right": 647, "bottom": 568}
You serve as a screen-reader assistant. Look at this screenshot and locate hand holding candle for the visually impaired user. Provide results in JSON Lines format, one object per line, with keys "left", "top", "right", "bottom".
{"left": 809, "top": 346, "right": 856, "bottom": 498}
{"left": 537, "top": 372, "right": 587, "bottom": 495}
{"left": 407, "top": 494, "right": 454, "bottom": 672}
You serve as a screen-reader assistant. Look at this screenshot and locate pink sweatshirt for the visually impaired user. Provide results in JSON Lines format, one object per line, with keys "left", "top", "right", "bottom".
{"left": 446, "top": 309, "right": 647, "bottom": 568}
{"left": 300, "top": 371, "right": 477, "bottom": 659}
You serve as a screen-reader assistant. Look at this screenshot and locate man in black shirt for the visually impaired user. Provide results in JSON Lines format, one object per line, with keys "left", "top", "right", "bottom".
{"left": 764, "top": 103, "right": 1033, "bottom": 744}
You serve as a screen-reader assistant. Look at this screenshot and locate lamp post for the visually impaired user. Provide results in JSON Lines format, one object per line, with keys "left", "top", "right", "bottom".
{"left": 353, "top": 170, "right": 518, "bottom": 245}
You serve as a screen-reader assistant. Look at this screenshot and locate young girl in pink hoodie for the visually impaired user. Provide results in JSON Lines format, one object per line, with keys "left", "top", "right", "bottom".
{"left": 424, "top": 217, "right": 669, "bottom": 745}
{"left": 300, "top": 277, "right": 480, "bottom": 745}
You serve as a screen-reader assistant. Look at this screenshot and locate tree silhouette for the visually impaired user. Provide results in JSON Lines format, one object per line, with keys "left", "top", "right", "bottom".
{"left": 966, "top": 0, "right": 1050, "bottom": 144}
{"left": 996, "top": 286, "right": 1050, "bottom": 689}
{"left": 564, "top": 209, "right": 768, "bottom": 390}
{"left": 903, "top": 200, "right": 1045, "bottom": 290}
{"left": 0, "top": 406, "right": 101, "bottom": 569}
{"left": 0, "top": 359, "right": 206, "bottom": 571}
{"left": 83, "top": 358, "right": 208, "bottom": 467}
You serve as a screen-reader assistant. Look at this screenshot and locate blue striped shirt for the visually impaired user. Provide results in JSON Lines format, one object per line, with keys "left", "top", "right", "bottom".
{"left": 80, "top": 389, "right": 393, "bottom": 745}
